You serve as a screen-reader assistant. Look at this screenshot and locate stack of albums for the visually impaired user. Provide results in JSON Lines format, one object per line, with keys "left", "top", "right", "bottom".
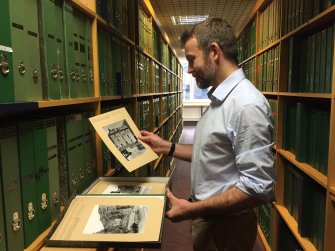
{"left": 45, "top": 109, "right": 170, "bottom": 248}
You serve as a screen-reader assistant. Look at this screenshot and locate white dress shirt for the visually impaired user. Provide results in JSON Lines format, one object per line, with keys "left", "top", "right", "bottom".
{"left": 191, "top": 68, "right": 276, "bottom": 202}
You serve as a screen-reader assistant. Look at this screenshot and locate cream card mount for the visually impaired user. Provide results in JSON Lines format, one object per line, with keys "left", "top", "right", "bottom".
{"left": 45, "top": 195, "right": 166, "bottom": 248}
{"left": 83, "top": 176, "right": 171, "bottom": 195}
{"left": 89, "top": 108, "right": 158, "bottom": 172}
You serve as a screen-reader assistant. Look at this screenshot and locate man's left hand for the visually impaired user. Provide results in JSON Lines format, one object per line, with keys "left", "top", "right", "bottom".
{"left": 165, "top": 188, "right": 194, "bottom": 222}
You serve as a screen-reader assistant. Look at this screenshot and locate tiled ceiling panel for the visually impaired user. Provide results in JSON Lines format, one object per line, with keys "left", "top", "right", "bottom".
{"left": 149, "top": 0, "right": 256, "bottom": 60}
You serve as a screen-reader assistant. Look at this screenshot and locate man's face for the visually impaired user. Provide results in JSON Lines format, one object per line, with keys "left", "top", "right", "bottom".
{"left": 184, "top": 37, "right": 215, "bottom": 89}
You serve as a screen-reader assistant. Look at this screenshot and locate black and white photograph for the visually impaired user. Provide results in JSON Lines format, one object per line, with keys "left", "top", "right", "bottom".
{"left": 89, "top": 108, "right": 158, "bottom": 172}
{"left": 103, "top": 119, "right": 146, "bottom": 161}
{"left": 103, "top": 184, "right": 151, "bottom": 194}
{"left": 83, "top": 205, "right": 148, "bottom": 234}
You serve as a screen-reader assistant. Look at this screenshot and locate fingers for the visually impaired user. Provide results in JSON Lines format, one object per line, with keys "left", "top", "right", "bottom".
{"left": 166, "top": 188, "right": 177, "bottom": 203}
{"left": 138, "top": 131, "right": 152, "bottom": 142}
{"left": 139, "top": 130, "right": 151, "bottom": 136}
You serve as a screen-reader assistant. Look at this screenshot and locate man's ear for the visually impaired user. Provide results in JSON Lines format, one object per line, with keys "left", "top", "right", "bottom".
{"left": 210, "top": 42, "right": 221, "bottom": 62}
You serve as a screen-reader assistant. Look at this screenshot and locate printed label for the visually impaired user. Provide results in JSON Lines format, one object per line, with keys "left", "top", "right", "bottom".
{"left": 0, "top": 45, "right": 13, "bottom": 53}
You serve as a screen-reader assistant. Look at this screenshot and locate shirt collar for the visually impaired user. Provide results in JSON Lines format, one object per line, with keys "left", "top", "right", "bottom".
{"left": 208, "top": 68, "right": 246, "bottom": 105}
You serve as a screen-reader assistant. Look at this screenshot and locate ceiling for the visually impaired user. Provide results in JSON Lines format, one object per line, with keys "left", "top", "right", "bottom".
{"left": 148, "top": 0, "right": 257, "bottom": 64}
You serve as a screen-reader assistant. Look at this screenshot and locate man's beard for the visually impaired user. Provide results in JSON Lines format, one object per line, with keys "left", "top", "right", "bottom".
{"left": 194, "top": 57, "right": 215, "bottom": 89}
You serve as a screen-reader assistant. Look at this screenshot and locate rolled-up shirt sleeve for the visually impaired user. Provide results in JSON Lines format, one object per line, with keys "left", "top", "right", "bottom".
{"left": 230, "top": 104, "right": 276, "bottom": 202}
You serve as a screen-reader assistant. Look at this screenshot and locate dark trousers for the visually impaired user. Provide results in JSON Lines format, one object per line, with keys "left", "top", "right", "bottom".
{"left": 191, "top": 210, "right": 257, "bottom": 251}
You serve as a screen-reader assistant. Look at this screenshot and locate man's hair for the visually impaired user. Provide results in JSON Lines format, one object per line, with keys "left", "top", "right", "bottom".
{"left": 180, "top": 18, "right": 238, "bottom": 65}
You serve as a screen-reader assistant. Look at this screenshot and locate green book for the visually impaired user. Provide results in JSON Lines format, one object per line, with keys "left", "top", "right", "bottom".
{"left": 325, "top": 24, "right": 334, "bottom": 93}
{"left": 309, "top": 33, "right": 316, "bottom": 92}
{"left": 284, "top": 163, "right": 294, "bottom": 216}
{"left": 320, "top": 29, "right": 327, "bottom": 93}
{"left": 33, "top": 120, "right": 51, "bottom": 234}
{"left": 0, "top": 127, "right": 25, "bottom": 250}
{"left": 0, "top": 173, "right": 6, "bottom": 251}
{"left": 17, "top": 122, "right": 39, "bottom": 247}
{"left": 45, "top": 118, "right": 60, "bottom": 222}
{"left": 314, "top": 31, "right": 322, "bottom": 93}
{"left": 295, "top": 103, "right": 308, "bottom": 163}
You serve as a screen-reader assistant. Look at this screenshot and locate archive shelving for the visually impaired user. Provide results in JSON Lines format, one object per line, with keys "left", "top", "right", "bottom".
{"left": 0, "top": 0, "right": 183, "bottom": 250}
{"left": 236, "top": 0, "right": 335, "bottom": 250}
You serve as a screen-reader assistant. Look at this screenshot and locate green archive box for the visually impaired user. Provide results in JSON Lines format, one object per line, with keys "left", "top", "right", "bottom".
{"left": 64, "top": 1, "right": 78, "bottom": 98}
{"left": 64, "top": 1, "right": 92, "bottom": 98}
{"left": 122, "top": 42, "right": 132, "bottom": 96}
{"left": 0, "top": 0, "right": 42, "bottom": 102}
{"left": 75, "top": 10, "right": 88, "bottom": 98}
{"left": 33, "top": 120, "right": 51, "bottom": 234}
{"left": 0, "top": 172, "right": 7, "bottom": 250}
{"left": 98, "top": 27, "right": 106, "bottom": 96}
{"left": 112, "top": 35, "right": 122, "bottom": 95}
{"left": 82, "top": 111, "right": 97, "bottom": 188}
{"left": 86, "top": 18, "right": 94, "bottom": 97}
{"left": 65, "top": 113, "right": 84, "bottom": 194}
{"left": 39, "top": 0, "right": 68, "bottom": 100}
{"left": 0, "top": 126, "right": 25, "bottom": 251}
{"left": 17, "top": 122, "right": 39, "bottom": 247}
{"left": 0, "top": 0, "right": 14, "bottom": 102}
{"left": 45, "top": 118, "right": 60, "bottom": 222}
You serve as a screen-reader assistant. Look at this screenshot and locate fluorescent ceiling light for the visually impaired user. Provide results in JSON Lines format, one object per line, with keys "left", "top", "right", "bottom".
{"left": 171, "top": 15, "right": 208, "bottom": 25}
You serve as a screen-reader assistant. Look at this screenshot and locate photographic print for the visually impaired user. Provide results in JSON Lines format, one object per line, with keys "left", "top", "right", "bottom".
{"left": 83, "top": 205, "right": 148, "bottom": 234}
{"left": 103, "top": 119, "right": 146, "bottom": 161}
{"left": 89, "top": 108, "right": 158, "bottom": 172}
{"left": 83, "top": 177, "right": 170, "bottom": 195}
{"left": 46, "top": 195, "right": 166, "bottom": 248}
{"left": 103, "top": 184, "right": 151, "bottom": 194}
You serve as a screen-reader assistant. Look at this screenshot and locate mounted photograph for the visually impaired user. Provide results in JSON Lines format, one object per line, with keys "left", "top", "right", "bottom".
{"left": 89, "top": 108, "right": 158, "bottom": 172}
{"left": 45, "top": 195, "right": 166, "bottom": 248}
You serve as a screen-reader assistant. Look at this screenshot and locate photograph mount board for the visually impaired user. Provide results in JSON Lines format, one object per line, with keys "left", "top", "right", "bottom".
{"left": 45, "top": 195, "right": 166, "bottom": 248}
{"left": 89, "top": 108, "right": 158, "bottom": 172}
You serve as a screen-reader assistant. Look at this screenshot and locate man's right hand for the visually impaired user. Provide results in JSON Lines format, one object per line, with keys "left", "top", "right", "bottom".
{"left": 138, "top": 130, "right": 172, "bottom": 155}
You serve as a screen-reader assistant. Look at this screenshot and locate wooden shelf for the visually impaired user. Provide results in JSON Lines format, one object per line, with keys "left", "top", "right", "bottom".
{"left": 104, "top": 168, "right": 117, "bottom": 177}
{"left": 71, "top": 0, "right": 96, "bottom": 18}
{"left": 39, "top": 248, "right": 96, "bottom": 251}
{"left": 263, "top": 91, "right": 279, "bottom": 96}
{"left": 153, "top": 155, "right": 163, "bottom": 171}
{"left": 38, "top": 97, "right": 99, "bottom": 108}
{"left": 24, "top": 224, "right": 52, "bottom": 251}
{"left": 278, "top": 92, "right": 332, "bottom": 99}
{"left": 257, "top": 225, "right": 271, "bottom": 251}
{"left": 277, "top": 149, "right": 327, "bottom": 188}
{"left": 275, "top": 204, "right": 317, "bottom": 251}
{"left": 238, "top": 54, "right": 256, "bottom": 66}
{"left": 100, "top": 95, "right": 123, "bottom": 101}
{"left": 0, "top": 102, "right": 38, "bottom": 113}
{"left": 329, "top": 186, "right": 335, "bottom": 196}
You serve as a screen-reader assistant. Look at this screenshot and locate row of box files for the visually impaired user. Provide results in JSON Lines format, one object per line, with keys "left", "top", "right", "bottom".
{"left": 96, "top": 0, "right": 130, "bottom": 38}
{"left": 242, "top": 46, "right": 280, "bottom": 93}
{"left": 0, "top": 0, "right": 94, "bottom": 103}
{"left": 283, "top": 102, "right": 330, "bottom": 176}
{"left": 98, "top": 27, "right": 132, "bottom": 97}
{"left": 138, "top": 3, "right": 153, "bottom": 54}
{"left": 283, "top": 161, "right": 326, "bottom": 250}
{"left": 288, "top": 24, "right": 334, "bottom": 94}
{"left": 0, "top": 112, "right": 97, "bottom": 250}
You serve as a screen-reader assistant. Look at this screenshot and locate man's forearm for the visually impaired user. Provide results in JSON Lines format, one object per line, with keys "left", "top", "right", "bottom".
{"left": 172, "top": 143, "right": 193, "bottom": 162}
{"left": 189, "top": 187, "right": 263, "bottom": 217}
